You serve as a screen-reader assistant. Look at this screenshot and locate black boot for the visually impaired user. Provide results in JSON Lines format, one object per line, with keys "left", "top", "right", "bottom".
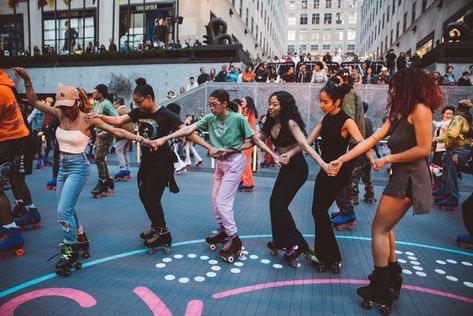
{"left": 140, "top": 226, "right": 158, "bottom": 240}
{"left": 389, "top": 261, "right": 403, "bottom": 298}
{"left": 77, "top": 233, "right": 90, "bottom": 258}
{"left": 55, "top": 243, "right": 82, "bottom": 277}
{"left": 91, "top": 179, "right": 108, "bottom": 198}
{"left": 106, "top": 177, "right": 115, "bottom": 193}
{"left": 219, "top": 235, "right": 243, "bottom": 263}
{"left": 144, "top": 227, "right": 172, "bottom": 254}
{"left": 357, "top": 266, "right": 395, "bottom": 313}
{"left": 205, "top": 227, "right": 228, "bottom": 251}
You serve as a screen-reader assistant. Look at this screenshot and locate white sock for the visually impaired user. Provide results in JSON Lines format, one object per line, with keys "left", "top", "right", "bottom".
{"left": 15, "top": 199, "right": 24, "bottom": 205}
{"left": 25, "top": 203, "right": 36, "bottom": 209}
{"left": 4, "top": 222, "right": 19, "bottom": 228}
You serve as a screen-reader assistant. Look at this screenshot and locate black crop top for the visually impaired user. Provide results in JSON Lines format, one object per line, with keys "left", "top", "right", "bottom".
{"left": 262, "top": 123, "right": 297, "bottom": 148}
{"left": 320, "top": 110, "right": 351, "bottom": 162}
{"left": 387, "top": 117, "right": 417, "bottom": 155}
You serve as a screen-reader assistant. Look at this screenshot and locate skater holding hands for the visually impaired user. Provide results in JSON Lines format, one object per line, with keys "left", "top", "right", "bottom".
{"left": 329, "top": 67, "right": 443, "bottom": 313}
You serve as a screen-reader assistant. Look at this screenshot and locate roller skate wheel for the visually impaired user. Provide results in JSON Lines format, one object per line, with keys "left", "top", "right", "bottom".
{"left": 332, "top": 267, "right": 340, "bottom": 274}
{"left": 81, "top": 251, "right": 90, "bottom": 258}
{"left": 73, "top": 262, "right": 82, "bottom": 270}
{"left": 209, "top": 243, "right": 217, "bottom": 251}
{"left": 269, "top": 249, "right": 279, "bottom": 256}
{"left": 226, "top": 255, "right": 235, "bottom": 263}
{"left": 124, "top": 176, "right": 131, "bottom": 180}
{"left": 163, "top": 246, "right": 172, "bottom": 255}
{"left": 289, "top": 259, "right": 298, "bottom": 268}
{"left": 361, "top": 299, "right": 374, "bottom": 309}
{"left": 237, "top": 251, "right": 245, "bottom": 258}
{"left": 381, "top": 305, "right": 392, "bottom": 315}
{"left": 336, "top": 225, "right": 343, "bottom": 231}
{"left": 457, "top": 241, "right": 469, "bottom": 249}
{"left": 351, "top": 221, "right": 358, "bottom": 228}
{"left": 33, "top": 223, "right": 41, "bottom": 230}
{"left": 16, "top": 248, "right": 25, "bottom": 256}
{"left": 147, "top": 248, "right": 156, "bottom": 254}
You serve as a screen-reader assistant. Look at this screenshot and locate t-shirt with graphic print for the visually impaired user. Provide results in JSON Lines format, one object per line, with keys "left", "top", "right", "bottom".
{"left": 128, "top": 107, "right": 183, "bottom": 159}
{"left": 194, "top": 111, "right": 255, "bottom": 149}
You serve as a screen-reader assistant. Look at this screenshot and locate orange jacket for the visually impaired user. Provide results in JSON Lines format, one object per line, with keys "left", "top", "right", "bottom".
{"left": 243, "top": 110, "right": 257, "bottom": 132}
{"left": 241, "top": 72, "right": 255, "bottom": 82}
{"left": 0, "top": 69, "right": 29, "bottom": 142}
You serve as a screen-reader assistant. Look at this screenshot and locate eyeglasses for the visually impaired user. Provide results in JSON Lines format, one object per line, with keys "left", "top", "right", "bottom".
{"left": 134, "top": 97, "right": 146, "bottom": 105}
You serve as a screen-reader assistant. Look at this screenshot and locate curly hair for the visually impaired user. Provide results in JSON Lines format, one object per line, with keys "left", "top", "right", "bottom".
{"left": 263, "top": 91, "right": 307, "bottom": 136}
{"left": 386, "top": 67, "right": 444, "bottom": 120}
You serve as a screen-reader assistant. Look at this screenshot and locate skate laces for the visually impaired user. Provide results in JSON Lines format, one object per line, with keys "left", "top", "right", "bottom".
{"left": 285, "top": 245, "right": 298, "bottom": 256}
{"left": 47, "top": 243, "right": 73, "bottom": 262}
{"left": 222, "top": 236, "right": 233, "bottom": 251}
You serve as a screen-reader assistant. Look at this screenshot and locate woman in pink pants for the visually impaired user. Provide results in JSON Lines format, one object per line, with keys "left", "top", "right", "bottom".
{"left": 154, "top": 89, "right": 277, "bottom": 262}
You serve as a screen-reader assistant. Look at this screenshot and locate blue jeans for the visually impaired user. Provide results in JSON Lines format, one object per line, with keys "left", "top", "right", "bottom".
{"left": 56, "top": 153, "right": 90, "bottom": 244}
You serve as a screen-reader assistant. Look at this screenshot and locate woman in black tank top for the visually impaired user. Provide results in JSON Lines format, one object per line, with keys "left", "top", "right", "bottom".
{"left": 330, "top": 67, "right": 444, "bottom": 311}
{"left": 282, "top": 78, "right": 367, "bottom": 274}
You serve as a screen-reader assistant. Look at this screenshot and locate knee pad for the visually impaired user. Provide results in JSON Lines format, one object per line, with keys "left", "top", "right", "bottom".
{"left": 0, "top": 162, "right": 13, "bottom": 191}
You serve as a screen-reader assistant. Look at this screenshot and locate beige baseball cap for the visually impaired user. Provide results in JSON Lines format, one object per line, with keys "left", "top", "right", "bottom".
{"left": 54, "top": 84, "right": 79, "bottom": 107}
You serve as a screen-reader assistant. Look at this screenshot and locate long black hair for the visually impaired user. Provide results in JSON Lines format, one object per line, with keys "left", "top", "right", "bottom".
{"left": 134, "top": 77, "right": 155, "bottom": 100}
{"left": 243, "top": 96, "right": 258, "bottom": 119}
{"left": 263, "top": 91, "right": 306, "bottom": 136}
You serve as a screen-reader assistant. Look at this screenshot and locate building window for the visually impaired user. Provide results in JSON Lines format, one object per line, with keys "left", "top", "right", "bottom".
{"left": 287, "top": 44, "right": 295, "bottom": 54}
{"left": 299, "top": 44, "right": 307, "bottom": 53}
{"left": 348, "top": 13, "right": 356, "bottom": 24}
{"left": 347, "top": 29, "right": 356, "bottom": 40}
{"left": 251, "top": 17, "right": 254, "bottom": 34}
{"left": 338, "top": 31, "right": 344, "bottom": 40}
{"left": 396, "top": 21, "right": 400, "bottom": 39}
{"left": 326, "top": 0, "right": 332, "bottom": 9}
{"left": 347, "top": 44, "right": 355, "bottom": 51}
{"left": 324, "top": 13, "right": 332, "bottom": 24}
{"left": 322, "top": 44, "right": 331, "bottom": 51}
{"left": 288, "top": 30, "right": 296, "bottom": 41}
{"left": 403, "top": 12, "right": 408, "bottom": 31}
{"left": 288, "top": 16, "right": 296, "bottom": 25}
{"left": 246, "top": 8, "right": 249, "bottom": 27}
{"left": 312, "top": 13, "right": 320, "bottom": 24}
{"left": 323, "top": 32, "right": 331, "bottom": 40}
{"left": 387, "top": 7, "right": 390, "bottom": 22}
{"left": 311, "top": 32, "right": 320, "bottom": 40}
{"left": 412, "top": 1, "right": 417, "bottom": 24}
{"left": 390, "top": 29, "right": 393, "bottom": 45}
{"left": 422, "top": 0, "right": 427, "bottom": 12}
{"left": 257, "top": 0, "right": 260, "bottom": 10}
{"left": 382, "top": 13, "right": 385, "bottom": 29}
{"left": 337, "top": 0, "right": 343, "bottom": 8}
{"left": 336, "top": 13, "right": 343, "bottom": 24}
{"left": 392, "top": 0, "right": 395, "bottom": 14}
{"left": 334, "top": 44, "right": 343, "bottom": 52}
{"left": 398, "top": 0, "right": 401, "bottom": 6}
{"left": 256, "top": 25, "right": 258, "bottom": 40}
{"left": 314, "top": 0, "right": 320, "bottom": 9}
{"left": 310, "top": 44, "right": 319, "bottom": 52}
{"left": 300, "top": 30, "right": 308, "bottom": 40}
{"left": 302, "top": 0, "right": 308, "bottom": 9}
{"left": 300, "top": 14, "right": 308, "bottom": 25}
{"left": 239, "top": 0, "right": 243, "bottom": 16}
{"left": 1, "top": 15, "right": 24, "bottom": 54}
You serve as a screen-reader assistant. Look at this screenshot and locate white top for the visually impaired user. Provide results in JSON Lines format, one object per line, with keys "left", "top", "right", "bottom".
{"left": 56, "top": 127, "right": 90, "bottom": 154}
{"left": 433, "top": 119, "right": 452, "bottom": 152}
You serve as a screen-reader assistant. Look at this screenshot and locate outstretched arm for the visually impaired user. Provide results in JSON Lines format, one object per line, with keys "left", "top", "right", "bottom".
{"left": 152, "top": 124, "right": 199, "bottom": 148}
{"left": 12, "top": 67, "right": 60, "bottom": 118}
{"left": 90, "top": 117, "right": 150, "bottom": 147}
{"left": 250, "top": 132, "right": 278, "bottom": 163}
{"left": 86, "top": 112, "right": 132, "bottom": 125}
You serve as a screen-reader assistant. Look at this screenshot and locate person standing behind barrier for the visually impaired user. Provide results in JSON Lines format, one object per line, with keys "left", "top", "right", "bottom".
{"left": 183, "top": 114, "right": 204, "bottom": 170}
{"left": 27, "top": 103, "right": 45, "bottom": 169}
{"left": 112, "top": 97, "right": 134, "bottom": 182}
{"left": 331, "top": 68, "right": 366, "bottom": 228}
{"left": 91, "top": 84, "right": 119, "bottom": 198}
{"left": 431, "top": 106, "right": 454, "bottom": 192}
{"left": 240, "top": 96, "right": 258, "bottom": 192}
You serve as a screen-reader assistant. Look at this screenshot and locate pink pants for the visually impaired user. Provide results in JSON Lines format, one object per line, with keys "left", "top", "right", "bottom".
{"left": 212, "top": 152, "right": 246, "bottom": 236}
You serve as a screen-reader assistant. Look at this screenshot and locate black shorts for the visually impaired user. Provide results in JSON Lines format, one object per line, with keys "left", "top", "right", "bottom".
{"left": 0, "top": 136, "right": 32, "bottom": 175}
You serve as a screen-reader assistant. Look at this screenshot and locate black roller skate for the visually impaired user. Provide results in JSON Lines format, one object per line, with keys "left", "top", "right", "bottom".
{"left": 15, "top": 207, "right": 41, "bottom": 230}
{"left": 11, "top": 201, "right": 27, "bottom": 218}
{"left": 54, "top": 243, "right": 82, "bottom": 277}
{"left": 219, "top": 235, "right": 244, "bottom": 263}
{"left": 367, "top": 261, "right": 403, "bottom": 299}
{"left": 266, "top": 241, "right": 285, "bottom": 256}
{"left": 140, "top": 226, "right": 158, "bottom": 240}
{"left": 357, "top": 267, "right": 396, "bottom": 315}
{"left": 144, "top": 227, "right": 172, "bottom": 255}
{"left": 205, "top": 227, "right": 228, "bottom": 251}
{"left": 283, "top": 245, "right": 305, "bottom": 268}
{"left": 77, "top": 233, "right": 90, "bottom": 258}
{"left": 309, "top": 254, "right": 341, "bottom": 274}
{"left": 91, "top": 179, "right": 110, "bottom": 199}
{"left": 106, "top": 177, "right": 114, "bottom": 193}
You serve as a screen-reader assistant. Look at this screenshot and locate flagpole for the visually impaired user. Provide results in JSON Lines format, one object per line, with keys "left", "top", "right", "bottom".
{"left": 54, "top": 0, "right": 57, "bottom": 53}
{"left": 97, "top": 0, "right": 100, "bottom": 47}
{"left": 82, "top": 0, "right": 85, "bottom": 51}
{"left": 142, "top": 0, "right": 145, "bottom": 49}
{"left": 127, "top": 0, "right": 130, "bottom": 49}
{"left": 41, "top": 5, "right": 44, "bottom": 53}
{"left": 27, "top": 0, "right": 31, "bottom": 55}
{"left": 112, "top": 0, "right": 116, "bottom": 49}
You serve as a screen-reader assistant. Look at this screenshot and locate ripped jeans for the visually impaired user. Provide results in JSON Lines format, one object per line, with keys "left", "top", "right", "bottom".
{"left": 56, "top": 153, "right": 90, "bottom": 244}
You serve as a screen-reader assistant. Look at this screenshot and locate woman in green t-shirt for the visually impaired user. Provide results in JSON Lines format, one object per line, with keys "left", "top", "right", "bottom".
{"left": 154, "top": 89, "right": 278, "bottom": 263}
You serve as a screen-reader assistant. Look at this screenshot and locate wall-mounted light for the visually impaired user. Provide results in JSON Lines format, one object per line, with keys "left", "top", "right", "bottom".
{"left": 245, "top": 29, "right": 248, "bottom": 35}
{"left": 412, "top": 25, "right": 417, "bottom": 33}
{"left": 229, "top": 9, "right": 234, "bottom": 16}
{"left": 396, "top": 42, "right": 400, "bottom": 47}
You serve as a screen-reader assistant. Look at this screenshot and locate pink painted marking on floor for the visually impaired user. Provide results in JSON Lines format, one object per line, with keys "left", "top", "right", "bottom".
{"left": 185, "top": 299, "right": 204, "bottom": 316}
{"left": 212, "top": 279, "right": 473, "bottom": 304}
{"left": 0, "top": 288, "right": 96, "bottom": 316}
{"left": 134, "top": 286, "right": 172, "bottom": 316}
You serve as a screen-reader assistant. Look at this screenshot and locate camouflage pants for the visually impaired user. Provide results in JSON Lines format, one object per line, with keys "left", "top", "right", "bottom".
{"left": 95, "top": 132, "right": 114, "bottom": 180}
{"left": 350, "top": 156, "right": 375, "bottom": 201}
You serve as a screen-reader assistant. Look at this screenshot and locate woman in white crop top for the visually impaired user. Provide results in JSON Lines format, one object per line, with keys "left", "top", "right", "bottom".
{"left": 13, "top": 67, "right": 153, "bottom": 276}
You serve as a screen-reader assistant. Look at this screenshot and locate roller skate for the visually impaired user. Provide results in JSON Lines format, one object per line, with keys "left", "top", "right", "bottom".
{"left": 47, "top": 177, "right": 57, "bottom": 190}
{"left": 220, "top": 235, "right": 244, "bottom": 263}
{"left": 35, "top": 159, "right": 43, "bottom": 169}
{"left": 106, "top": 177, "right": 114, "bottom": 193}
{"left": 436, "top": 196, "right": 458, "bottom": 211}
{"left": 364, "top": 189, "right": 377, "bottom": 204}
{"left": 54, "top": 243, "right": 82, "bottom": 277}
{"left": 330, "top": 211, "right": 340, "bottom": 219}
{"left": 186, "top": 164, "right": 192, "bottom": 171}
{"left": 434, "top": 195, "right": 449, "bottom": 203}
{"left": 357, "top": 267, "right": 395, "bottom": 315}
{"left": 456, "top": 234, "right": 473, "bottom": 249}
{"left": 332, "top": 213, "right": 357, "bottom": 231}
{"left": 42, "top": 158, "right": 53, "bottom": 167}
{"left": 239, "top": 184, "right": 254, "bottom": 192}
{"left": 195, "top": 160, "right": 204, "bottom": 168}
{"left": 77, "top": 233, "right": 90, "bottom": 258}
{"left": 114, "top": 170, "right": 131, "bottom": 182}
{"left": 266, "top": 241, "right": 285, "bottom": 256}
{"left": 205, "top": 227, "right": 228, "bottom": 251}
{"left": 144, "top": 227, "right": 172, "bottom": 255}
{"left": 368, "top": 261, "right": 403, "bottom": 299}
{"left": 283, "top": 244, "right": 307, "bottom": 268}
{"left": 15, "top": 207, "right": 41, "bottom": 230}
{"left": 351, "top": 195, "right": 359, "bottom": 205}
{"left": 11, "top": 201, "right": 27, "bottom": 218}
{"left": 309, "top": 254, "right": 341, "bottom": 274}
{"left": 432, "top": 187, "right": 445, "bottom": 197}
{"left": 91, "top": 179, "right": 110, "bottom": 199}
{"left": 140, "top": 226, "right": 158, "bottom": 240}
{"left": 0, "top": 228, "right": 25, "bottom": 259}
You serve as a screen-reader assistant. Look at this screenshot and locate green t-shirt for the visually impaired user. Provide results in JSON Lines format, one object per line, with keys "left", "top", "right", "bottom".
{"left": 93, "top": 99, "right": 118, "bottom": 133}
{"left": 195, "top": 111, "right": 255, "bottom": 149}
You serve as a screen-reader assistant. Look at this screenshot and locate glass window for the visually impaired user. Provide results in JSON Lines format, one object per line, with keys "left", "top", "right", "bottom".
{"left": 336, "top": 13, "right": 343, "bottom": 24}
{"left": 288, "top": 30, "right": 296, "bottom": 41}
{"left": 347, "top": 44, "right": 355, "bottom": 51}
{"left": 288, "top": 16, "right": 296, "bottom": 25}
{"left": 337, "top": 0, "right": 343, "bottom": 8}
{"left": 323, "top": 32, "right": 331, "bottom": 40}
{"left": 322, "top": 44, "right": 331, "bottom": 51}
{"left": 287, "top": 44, "right": 295, "bottom": 53}
{"left": 239, "top": 0, "right": 243, "bottom": 16}
{"left": 314, "top": 0, "right": 320, "bottom": 9}
{"left": 326, "top": 0, "right": 332, "bottom": 9}
{"left": 412, "top": 1, "right": 417, "bottom": 24}
{"left": 347, "top": 29, "right": 356, "bottom": 40}
{"left": 0, "top": 15, "right": 24, "bottom": 54}
{"left": 300, "top": 14, "right": 308, "bottom": 25}
{"left": 338, "top": 31, "right": 344, "bottom": 40}
{"left": 403, "top": 12, "right": 408, "bottom": 31}
{"left": 310, "top": 44, "right": 319, "bottom": 52}
{"left": 299, "top": 44, "right": 307, "bottom": 53}
{"left": 300, "top": 30, "right": 308, "bottom": 40}
{"left": 288, "top": 0, "right": 296, "bottom": 9}
{"left": 311, "top": 32, "right": 320, "bottom": 40}
{"left": 334, "top": 44, "right": 343, "bottom": 52}
{"left": 324, "top": 13, "right": 332, "bottom": 24}
{"left": 302, "top": 0, "right": 308, "bottom": 9}
{"left": 312, "top": 13, "right": 320, "bottom": 24}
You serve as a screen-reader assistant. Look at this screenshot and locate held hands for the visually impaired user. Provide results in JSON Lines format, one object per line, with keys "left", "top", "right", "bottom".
{"left": 373, "top": 157, "right": 388, "bottom": 171}
{"left": 150, "top": 138, "right": 167, "bottom": 150}
{"left": 279, "top": 154, "right": 290, "bottom": 166}
{"left": 327, "top": 159, "right": 343, "bottom": 176}
{"left": 84, "top": 112, "right": 100, "bottom": 122}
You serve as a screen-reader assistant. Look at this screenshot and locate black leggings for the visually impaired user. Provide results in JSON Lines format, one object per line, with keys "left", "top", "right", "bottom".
{"left": 312, "top": 167, "right": 349, "bottom": 264}
{"left": 137, "top": 158, "right": 169, "bottom": 228}
{"left": 270, "top": 152, "right": 309, "bottom": 249}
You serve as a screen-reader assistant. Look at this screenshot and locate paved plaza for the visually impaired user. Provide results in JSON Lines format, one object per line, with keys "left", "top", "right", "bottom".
{"left": 0, "top": 155, "right": 472, "bottom": 315}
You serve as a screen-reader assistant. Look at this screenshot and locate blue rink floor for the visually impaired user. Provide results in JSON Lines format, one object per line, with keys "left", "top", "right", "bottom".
{"left": 0, "top": 159, "right": 472, "bottom": 315}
